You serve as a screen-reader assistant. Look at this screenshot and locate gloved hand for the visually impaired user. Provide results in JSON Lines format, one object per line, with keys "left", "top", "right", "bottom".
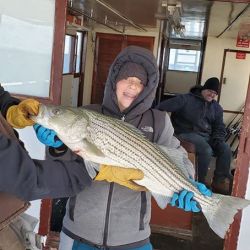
{"left": 95, "top": 165, "right": 147, "bottom": 192}
{"left": 170, "top": 181, "right": 212, "bottom": 212}
{"left": 33, "top": 124, "right": 63, "bottom": 148}
{"left": 7, "top": 99, "right": 40, "bottom": 128}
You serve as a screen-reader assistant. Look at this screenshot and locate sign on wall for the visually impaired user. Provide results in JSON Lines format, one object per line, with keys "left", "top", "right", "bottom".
{"left": 236, "top": 23, "right": 250, "bottom": 48}
{"left": 236, "top": 52, "right": 246, "bottom": 60}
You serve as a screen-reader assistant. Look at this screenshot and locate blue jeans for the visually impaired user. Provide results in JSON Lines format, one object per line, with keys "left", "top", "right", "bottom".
{"left": 72, "top": 242, "right": 153, "bottom": 250}
{"left": 178, "top": 133, "right": 232, "bottom": 183}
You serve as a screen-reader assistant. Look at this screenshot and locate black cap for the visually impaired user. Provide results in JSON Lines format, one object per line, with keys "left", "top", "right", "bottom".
{"left": 116, "top": 62, "right": 148, "bottom": 85}
{"left": 202, "top": 77, "right": 219, "bottom": 94}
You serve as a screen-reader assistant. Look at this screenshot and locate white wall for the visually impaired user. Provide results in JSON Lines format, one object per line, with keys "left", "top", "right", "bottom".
{"left": 164, "top": 70, "right": 198, "bottom": 94}
{"left": 82, "top": 32, "right": 95, "bottom": 105}
{"left": 61, "top": 74, "right": 80, "bottom": 106}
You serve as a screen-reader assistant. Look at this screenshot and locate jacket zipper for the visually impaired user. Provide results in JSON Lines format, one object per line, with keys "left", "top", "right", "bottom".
{"left": 103, "top": 182, "right": 114, "bottom": 246}
{"left": 103, "top": 114, "right": 125, "bottom": 246}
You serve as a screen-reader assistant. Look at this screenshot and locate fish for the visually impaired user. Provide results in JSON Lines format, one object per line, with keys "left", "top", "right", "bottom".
{"left": 31, "top": 104, "right": 250, "bottom": 239}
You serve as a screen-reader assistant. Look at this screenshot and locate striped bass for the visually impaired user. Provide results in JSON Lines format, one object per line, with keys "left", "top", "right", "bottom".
{"left": 32, "top": 104, "right": 250, "bottom": 239}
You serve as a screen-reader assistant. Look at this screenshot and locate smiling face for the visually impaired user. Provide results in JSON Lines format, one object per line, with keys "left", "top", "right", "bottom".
{"left": 201, "top": 89, "right": 218, "bottom": 102}
{"left": 116, "top": 77, "right": 144, "bottom": 112}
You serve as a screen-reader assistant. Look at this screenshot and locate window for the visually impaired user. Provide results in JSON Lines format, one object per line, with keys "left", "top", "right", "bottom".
{"left": 183, "top": 20, "right": 205, "bottom": 39}
{"left": 63, "top": 35, "right": 75, "bottom": 74}
{"left": 0, "top": 0, "right": 57, "bottom": 98}
{"left": 168, "top": 48, "right": 201, "bottom": 72}
{"left": 75, "top": 32, "right": 83, "bottom": 74}
{"left": 62, "top": 32, "right": 85, "bottom": 75}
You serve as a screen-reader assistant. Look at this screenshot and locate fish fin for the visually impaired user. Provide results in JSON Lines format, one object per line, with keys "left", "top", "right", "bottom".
{"left": 82, "top": 139, "right": 105, "bottom": 157}
{"left": 135, "top": 176, "right": 174, "bottom": 209}
{"left": 84, "top": 160, "right": 100, "bottom": 179}
{"left": 201, "top": 194, "right": 250, "bottom": 238}
{"left": 158, "top": 145, "right": 193, "bottom": 179}
{"left": 151, "top": 193, "right": 172, "bottom": 209}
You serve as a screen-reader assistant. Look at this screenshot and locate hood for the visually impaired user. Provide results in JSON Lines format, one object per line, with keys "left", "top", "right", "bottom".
{"left": 190, "top": 85, "right": 217, "bottom": 104}
{"left": 102, "top": 46, "right": 159, "bottom": 120}
{"left": 190, "top": 85, "right": 204, "bottom": 99}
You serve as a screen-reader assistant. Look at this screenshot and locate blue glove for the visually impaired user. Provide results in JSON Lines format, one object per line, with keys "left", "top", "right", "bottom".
{"left": 33, "top": 124, "right": 63, "bottom": 148}
{"left": 170, "top": 181, "right": 212, "bottom": 212}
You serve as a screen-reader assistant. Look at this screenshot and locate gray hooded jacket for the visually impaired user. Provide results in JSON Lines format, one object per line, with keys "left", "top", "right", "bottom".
{"left": 58, "top": 46, "right": 192, "bottom": 249}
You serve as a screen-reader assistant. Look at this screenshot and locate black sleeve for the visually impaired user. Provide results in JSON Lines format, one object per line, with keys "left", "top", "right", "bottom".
{"left": 0, "top": 133, "right": 92, "bottom": 202}
{"left": 0, "top": 85, "right": 20, "bottom": 117}
{"left": 157, "top": 95, "right": 186, "bottom": 112}
{"left": 211, "top": 105, "right": 226, "bottom": 142}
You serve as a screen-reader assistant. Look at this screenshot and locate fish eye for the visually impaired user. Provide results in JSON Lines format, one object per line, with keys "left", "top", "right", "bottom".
{"left": 52, "top": 108, "right": 61, "bottom": 115}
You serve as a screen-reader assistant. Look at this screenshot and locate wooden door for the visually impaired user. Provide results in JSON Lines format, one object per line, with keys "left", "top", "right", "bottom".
{"left": 91, "top": 33, "right": 154, "bottom": 104}
{"left": 91, "top": 34, "right": 124, "bottom": 104}
{"left": 125, "top": 35, "right": 155, "bottom": 50}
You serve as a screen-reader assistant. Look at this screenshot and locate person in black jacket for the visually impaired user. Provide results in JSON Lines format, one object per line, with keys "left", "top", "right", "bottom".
{"left": 158, "top": 77, "right": 232, "bottom": 195}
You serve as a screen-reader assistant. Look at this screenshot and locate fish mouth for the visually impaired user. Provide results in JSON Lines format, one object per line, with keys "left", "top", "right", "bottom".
{"left": 30, "top": 104, "right": 46, "bottom": 123}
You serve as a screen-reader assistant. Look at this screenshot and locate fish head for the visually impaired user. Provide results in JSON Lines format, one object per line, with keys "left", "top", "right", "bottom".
{"left": 32, "top": 104, "right": 77, "bottom": 129}
{"left": 31, "top": 104, "right": 88, "bottom": 147}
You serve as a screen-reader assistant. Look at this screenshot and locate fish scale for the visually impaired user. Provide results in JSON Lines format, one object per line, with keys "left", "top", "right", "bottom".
{"left": 87, "top": 110, "right": 209, "bottom": 200}
{"left": 87, "top": 112, "right": 216, "bottom": 210}
{"left": 32, "top": 104, "right": 250, "bottom": 239}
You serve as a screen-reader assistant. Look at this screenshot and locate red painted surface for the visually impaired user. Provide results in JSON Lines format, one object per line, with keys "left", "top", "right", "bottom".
{"left": 38, "top": 199, "right": 52, "bottom": 236}
{"left": 50, "top": 0, "right": 67, "bottom": 105}
{"left": 151, "top": 199, "right": 192, "bottom": 230}
{"left": 67, "top": 14, "right": 82, "bottom": 25}
{"left": 236, "top": 52, "right": 246, "bottom": 59}
{"left": 236, "top": 36, "right": 249, "bottom": 48}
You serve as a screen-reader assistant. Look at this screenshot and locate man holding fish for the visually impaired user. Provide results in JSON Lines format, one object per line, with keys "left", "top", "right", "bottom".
{"left": 1, "top": 46, "right": 247, "bottom": 250}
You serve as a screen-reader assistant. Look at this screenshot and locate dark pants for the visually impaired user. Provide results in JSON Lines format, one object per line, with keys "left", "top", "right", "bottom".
{"left": 178, "top": 133, "right": 232, "bottom": 183}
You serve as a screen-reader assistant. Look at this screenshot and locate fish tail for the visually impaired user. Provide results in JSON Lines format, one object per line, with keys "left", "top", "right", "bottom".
{"left": 201, "top": 194, "right": 250, "bottom": 238}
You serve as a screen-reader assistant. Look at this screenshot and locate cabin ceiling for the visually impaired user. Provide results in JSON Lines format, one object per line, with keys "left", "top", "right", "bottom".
{"left": 69, "top": 0, "right": 250, "bottom": 40}
{"left": 208, "top": 2, "right": 250, "bottom": 39}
